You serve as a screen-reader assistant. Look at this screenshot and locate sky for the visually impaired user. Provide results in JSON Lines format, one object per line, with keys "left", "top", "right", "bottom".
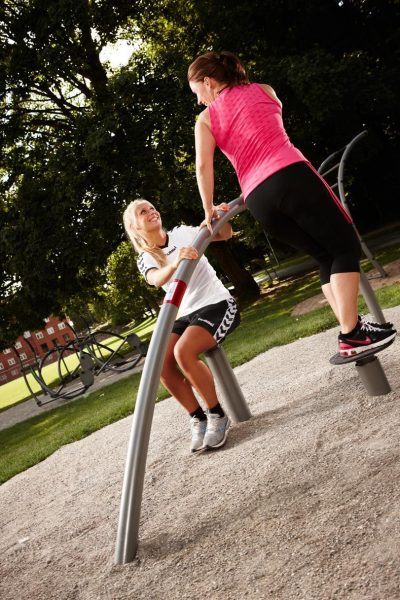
{"left": 99, "top": 39, "right": 135, "bottom": 68}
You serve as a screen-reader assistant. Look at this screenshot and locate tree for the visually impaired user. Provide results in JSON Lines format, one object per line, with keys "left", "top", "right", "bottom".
{"left": 1, "top": 0, "right": 399, "bottom": 347}
{"left": 101, "top": 241, "right": 161, "bottom": 326}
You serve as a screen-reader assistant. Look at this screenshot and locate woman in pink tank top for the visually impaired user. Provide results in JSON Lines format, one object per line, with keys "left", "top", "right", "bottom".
{"left": 187, "top": 51, "right": 395, "bottom": 357}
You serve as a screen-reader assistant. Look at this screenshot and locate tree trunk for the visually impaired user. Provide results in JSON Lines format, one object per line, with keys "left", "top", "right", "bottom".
{"left": 207, "top": 243, "right": 260, "bottom": 304}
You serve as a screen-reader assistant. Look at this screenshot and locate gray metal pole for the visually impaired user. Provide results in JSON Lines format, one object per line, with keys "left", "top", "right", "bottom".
{"left": 337, "top": 130, "right": 387, "bottom": 281}
{"left": 115, "top": 196, "right": 247, "bottom": 565}
{"left": 205, "top": 346, "right": 251, "bottom": 423}
{"left": 336, "top": 131, "right": 387, "bottom": 323}
{"left": 359, "top": 270, "right": 386, "bottom": 325}
{"left": 355, "top": 354, "right": 391, "bottom": 396}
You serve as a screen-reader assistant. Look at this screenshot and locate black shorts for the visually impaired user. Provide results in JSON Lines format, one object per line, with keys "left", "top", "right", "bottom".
{"left": 172, "top": 298, "right": 240, "bottom": 344}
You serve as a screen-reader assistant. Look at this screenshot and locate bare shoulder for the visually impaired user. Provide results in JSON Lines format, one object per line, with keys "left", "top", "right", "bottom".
{"left": 196, "top": 107, "right": 211, "bottom": 128}
{"left": 258, "top": 83, "right": 282, "bottom": 107}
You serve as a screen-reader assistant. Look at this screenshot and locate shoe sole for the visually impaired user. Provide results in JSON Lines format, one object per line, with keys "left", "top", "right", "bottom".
{"left": 190, "top": 446, "right": 205, "bottom": 454}
{"left": 340, "top": 331, "right": 397, "bottom": 357}
{"left": 202, "top": 419, "right": 230, "bottom": 450}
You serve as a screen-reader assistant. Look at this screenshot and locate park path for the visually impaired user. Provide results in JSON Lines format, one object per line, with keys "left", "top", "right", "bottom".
{"left": 0, "top": 306, "right": 399, "bottom": 600}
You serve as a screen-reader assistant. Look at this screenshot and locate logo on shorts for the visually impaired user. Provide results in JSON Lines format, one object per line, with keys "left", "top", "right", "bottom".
{"left": 197, "top": 317, "right": 214, "bottom": 327}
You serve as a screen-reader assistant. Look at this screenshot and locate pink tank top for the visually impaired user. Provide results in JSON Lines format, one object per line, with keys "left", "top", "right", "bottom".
{"left": 209, "top": 83, "right": 307, "bottom": 199}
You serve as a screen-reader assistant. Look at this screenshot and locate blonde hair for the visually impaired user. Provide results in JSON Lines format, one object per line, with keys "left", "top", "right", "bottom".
{"left": 122, "top": 199, "right": 167, "bottom": 267}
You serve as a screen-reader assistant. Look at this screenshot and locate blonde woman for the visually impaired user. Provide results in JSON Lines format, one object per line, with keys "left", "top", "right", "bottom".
{"left": 123, "top": 199, "right": 240, "bottom": 452}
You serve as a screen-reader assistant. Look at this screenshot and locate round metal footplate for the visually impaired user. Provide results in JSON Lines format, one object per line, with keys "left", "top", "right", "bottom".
{"left": 329, "top": 339, "right": 394, "bottom": 366}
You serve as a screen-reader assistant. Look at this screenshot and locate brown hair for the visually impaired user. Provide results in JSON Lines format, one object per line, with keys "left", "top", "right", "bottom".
{"left": 187, "top": 50, "right": 249, "bottom": 87}
{"left": 123, "top": 199, "right": 167, "bottom": 267}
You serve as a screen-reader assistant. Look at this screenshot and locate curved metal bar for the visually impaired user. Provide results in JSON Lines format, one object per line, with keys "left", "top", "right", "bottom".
{"left": 337, "top": 130, "right": 368, "bottom": 215}
{"left": 115, "top": 196, "right": 247, "bottom": 565}
{"left": 337, "top": 130, "right": 387, "bottom": 320}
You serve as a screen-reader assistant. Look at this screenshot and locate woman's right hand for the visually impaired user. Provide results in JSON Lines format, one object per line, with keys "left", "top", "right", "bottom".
{"left": 173, "top": 246, "right": 199, "bottom": 269}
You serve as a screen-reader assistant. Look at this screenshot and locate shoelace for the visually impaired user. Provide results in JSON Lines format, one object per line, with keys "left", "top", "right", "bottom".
{"left": 360, "top": 315, "right": 392, "bottom": 330}
{"left": 207, "top": 415, "right": 223, "bottom": 432}
{"left": 360, "top": 321, "right": 381, "bottom": 333}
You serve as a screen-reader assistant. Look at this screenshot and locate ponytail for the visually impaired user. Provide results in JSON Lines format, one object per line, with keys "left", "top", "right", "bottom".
{"left": 188, "top": 50, "right": 249, "bottom": 87}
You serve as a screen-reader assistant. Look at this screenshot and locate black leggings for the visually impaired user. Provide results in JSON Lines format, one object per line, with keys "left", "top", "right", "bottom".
{"left": 246, "top": 161, "right": 361, "bottom": 285}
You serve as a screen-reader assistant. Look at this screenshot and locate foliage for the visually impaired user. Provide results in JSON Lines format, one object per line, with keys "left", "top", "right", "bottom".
{"left": 102, "top": 240, "right": 161, "bottom": 325}
{"left": 1, "top": 0, "right": 399, "bottom": 346}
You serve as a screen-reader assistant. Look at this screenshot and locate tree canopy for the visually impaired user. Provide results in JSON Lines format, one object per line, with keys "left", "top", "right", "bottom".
{"left": 1, "top": 0, "right": 399, "bottom": 346}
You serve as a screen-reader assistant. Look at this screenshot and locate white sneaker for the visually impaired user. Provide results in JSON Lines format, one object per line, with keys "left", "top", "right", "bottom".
{"left": 203, "top": 412, "right": 230, "bottom": 449}
{"left": 190, "top": 417, "right": 207, "bottom": 453}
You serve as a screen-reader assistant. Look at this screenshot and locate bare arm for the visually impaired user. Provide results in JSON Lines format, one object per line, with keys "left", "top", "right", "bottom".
{"left": 146, "top": 246, "right": 199, "bottom": 288}
{"left": 195, "top": 112, "right": 218, "bottom": 229}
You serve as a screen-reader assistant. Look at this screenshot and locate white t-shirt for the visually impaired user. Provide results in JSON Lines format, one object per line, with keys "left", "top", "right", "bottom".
{"left": 137, "top": 225, "right": 231, "bottom": 317}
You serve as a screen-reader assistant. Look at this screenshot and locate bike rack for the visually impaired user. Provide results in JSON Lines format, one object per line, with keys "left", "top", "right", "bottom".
{"left": 319, "top": 130, "right": 393, "bottom": 395}
{"left": 115, "top": 196, "right": 251, "bottom": 565}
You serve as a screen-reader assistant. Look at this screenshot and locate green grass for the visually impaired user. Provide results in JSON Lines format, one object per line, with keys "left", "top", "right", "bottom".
{"left": 1, "top": 248, "right": 400, "bottom": 484}
{"left": 0, "top": 374, "right": 169, "bottom": 484}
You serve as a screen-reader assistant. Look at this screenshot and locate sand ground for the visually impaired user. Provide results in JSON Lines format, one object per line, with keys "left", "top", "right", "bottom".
{"left": 1, "top": 303, "right": 400, "bottom": 600}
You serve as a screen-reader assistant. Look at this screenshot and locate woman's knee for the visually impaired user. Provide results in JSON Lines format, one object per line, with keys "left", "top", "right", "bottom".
{"left": 173, "top": 340, "right": 196, "bottom": 372}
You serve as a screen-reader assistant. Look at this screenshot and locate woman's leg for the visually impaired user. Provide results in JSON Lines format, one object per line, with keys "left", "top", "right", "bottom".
{"left": 246, "top": 162, "right": 361, "bottom": 333}
{"left": 173, "top": 326, "right": 219, "bottom": 409}
{"left": 160, "top": 333, "right": 202, "bottom": 413}
{"left": 327, "top": 272, "right": 360, "bottom": 333}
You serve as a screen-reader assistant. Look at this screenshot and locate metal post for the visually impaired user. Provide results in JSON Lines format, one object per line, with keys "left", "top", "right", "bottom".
{"left": 355, "top": 354, "right": 391, "bottom": 396}
{"left": 319, "top": 131, "right": 388, "bottom": 324}
{"left": 337, "top": 130, "right": 388, "bottom": 281}
{"left": 359, "top": 271, "right": 386, "bottom": 325}
{"left": 115, "top": 196, "right": 248, "bottom": 565}
{"left": 205, "top": 346, "right": 251, "bottom": 423}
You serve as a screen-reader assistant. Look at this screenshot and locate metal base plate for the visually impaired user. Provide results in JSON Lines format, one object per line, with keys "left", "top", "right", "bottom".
{"left": 330, "top": 339, "right": 394, "bottom": 366}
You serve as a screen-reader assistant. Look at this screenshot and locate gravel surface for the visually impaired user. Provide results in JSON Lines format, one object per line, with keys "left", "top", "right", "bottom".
{"left": 1, "top": 307, "right": 400, "bottom": 600}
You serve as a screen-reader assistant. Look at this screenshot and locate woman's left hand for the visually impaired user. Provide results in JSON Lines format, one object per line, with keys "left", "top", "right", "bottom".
{"left": 201, "top": 203, "right": 230, "bottom": 231}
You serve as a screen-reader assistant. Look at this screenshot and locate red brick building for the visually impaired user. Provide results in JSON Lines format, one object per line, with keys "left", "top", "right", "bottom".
{"left": 0, "top": 316, "right": 74, "bottom": 385}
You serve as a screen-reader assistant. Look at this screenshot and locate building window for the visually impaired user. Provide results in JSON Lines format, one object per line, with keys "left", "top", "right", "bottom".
{"left": 52, "top": 339, "right": 60, "bottom": 348}
{"left": 0, "top": 374, "right": 7, "bottom": 382}
{"left": 3, "top": 348, "right": 11, "bottom": 354}
{"left": 58, "top": 322, "right": 66, "bottom": 330}
{"left": 44, "top": 317, "right": 50, "bottom": 323}
{"left": 11, "top": 369, "right": 18, "bottom": 376}
{"left": 63, "top": 333, "right": 71, "bottom": 342}
{"left": 24, "top": 331, "right": 31, "bottom": 338}
{"left": 15, "top": 341, "right": 22, "bottom": 350}
{"left": 46, "top": 327, "right": 55, "bottom": 335}
{"left": 20, "top": 352, "right": 28, "bottom": 361}
{"left": 8, "top": 358, "right": 16, "bottom": 366}
{"left": 36, "top": 332, "right": 44, "bottom": 340}
{"left": 40, "top": 343, "right": 49, "bottom": 353}
{"left": 0, "top": 362, "right": 4, "bottom": 371}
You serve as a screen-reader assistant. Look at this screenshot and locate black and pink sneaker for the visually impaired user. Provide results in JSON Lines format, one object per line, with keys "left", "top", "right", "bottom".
{"left": 338, "top": 322, "right": 396, "bottom": 357}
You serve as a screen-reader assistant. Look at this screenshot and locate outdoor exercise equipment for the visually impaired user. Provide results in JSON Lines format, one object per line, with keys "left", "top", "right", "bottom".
{"left": 14, "top": 325, "right": 146, "bottom": 406}
{"left": 330, "top": 340, "right": 393, "bottom": 396}
{"left": 115, "top": 196, "right": 251, "bottom": 565}
{"left": 319, "top": 130, "right": 394, "bottom": 396}
{"left": 116, "top": 133, "right": 395, "bottom": 563}
{"left": 318, "top": 130, "right": 388, "bottom": 323}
